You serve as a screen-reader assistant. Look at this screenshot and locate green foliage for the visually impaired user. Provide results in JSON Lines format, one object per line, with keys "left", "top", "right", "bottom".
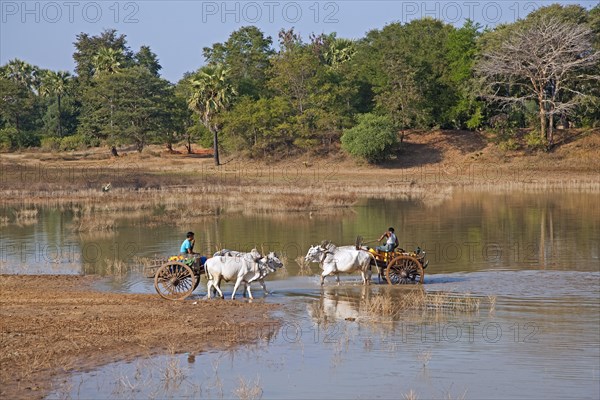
{"left": 73, "top": 29, "right": 134, "bottom": 83}
{"left": 341, "top": 113, "right": 397, "bottom": 163}
{"left": 0, "top": 127, "right": 40, "bottom": 151}
{"left": 59, "top": 134, "right": 87, "bottom": 151}
{"left": 2, "top": 9, "right": 598, "bottom": 156}
{"left": 187, "top": 64, "right": 237, "bottom": 164}
{"left": 0, "top": 127, "right": 15, "bottom": 151}
{"left": 135, "top": 45, "right": 162, "bottom": 76}
{"left": 78, "top": 67, "right": 177, "bottom": 151}
{"left": 524, "top": 130, "right": 546, "bottom": 150}
{"left": 203, "top": 26, "right": 273, "bottom": 98}
{"left": 220, "top": 96, "right": 292, "bottom": 156}
{"left": 40, "top": 136, "right": 61, "bottom": 151}
{"left": 489, "top": 114, "right": 519, "bottom": 150}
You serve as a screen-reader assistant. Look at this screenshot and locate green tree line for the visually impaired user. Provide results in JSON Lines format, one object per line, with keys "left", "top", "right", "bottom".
{"left": 1, "top": 4, "right": 598, "bottom": 163}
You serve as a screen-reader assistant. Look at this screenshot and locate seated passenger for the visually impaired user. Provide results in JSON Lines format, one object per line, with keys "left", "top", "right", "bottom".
{"left": 376, "top": 227, "right": 399, "bottom": 252}
{"left": 180, "top": 231, "right": 196, "bottom": 255}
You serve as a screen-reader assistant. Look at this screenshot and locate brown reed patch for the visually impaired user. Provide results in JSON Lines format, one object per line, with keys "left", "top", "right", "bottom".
{"left": 359, "top": 290, "right": 480, "bottom": 321}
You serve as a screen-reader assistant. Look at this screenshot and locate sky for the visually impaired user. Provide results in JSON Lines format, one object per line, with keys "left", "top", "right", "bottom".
{"left": 1, "top": 0, "right": 597, "bottom": 82}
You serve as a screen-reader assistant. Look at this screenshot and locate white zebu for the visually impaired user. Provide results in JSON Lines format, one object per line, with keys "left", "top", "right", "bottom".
{"left": 205, "top": 251, "right": 283, "bottom": 299}
{"left": 305, "top": 241, "right": 375, "bottom": 285}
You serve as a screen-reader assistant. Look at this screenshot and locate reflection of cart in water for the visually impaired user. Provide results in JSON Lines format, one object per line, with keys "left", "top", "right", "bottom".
{"left": 358, "top": 237, "right": 428, "bottom": 284}
{"left": 144, "top": 255, "right": 206, "bottom": 300}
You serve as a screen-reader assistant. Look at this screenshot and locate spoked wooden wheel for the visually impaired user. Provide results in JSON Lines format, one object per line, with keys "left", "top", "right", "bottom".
{"left": 386, "top": 255, "right": 424, "bottom": 285}
{"left": 154, "top": 261, "right": 196, "bottom": 300}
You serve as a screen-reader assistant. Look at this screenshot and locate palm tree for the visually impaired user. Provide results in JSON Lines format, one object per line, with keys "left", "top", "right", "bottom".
{"left": 92, "top": 47, "right": 122, "bottom": 76}
{"left": 325, "top": 38, "right": 356, "bottom": 69}
{"left": 1, "top": 58, "right": 40, "bottom": 92}
{"left": 39, "top": 70, "right": 71, "bottom": 137}
{"left": 187, "top": 65, "right": 236, "bottom": 165}
{"left": 92, "top": 47, "right": 123, "bottom": 139}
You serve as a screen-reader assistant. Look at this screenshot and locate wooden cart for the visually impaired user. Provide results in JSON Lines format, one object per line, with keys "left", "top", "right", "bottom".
{"left": 367, "top": 247, "right": 428, "bottom": 285}
{"left": 144, "top": 255, "right": 206, "bottom": 300}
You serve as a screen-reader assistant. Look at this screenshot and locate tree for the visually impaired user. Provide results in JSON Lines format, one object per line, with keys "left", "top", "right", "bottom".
{"left": 78, "top": 67, "right": 177, "bottom": 152}
{"left": 476, "top": 17, "right": 599, "bottom": 146}
{"left": 39, "top": 71, "right": 72, "bottom": 137}
{"left": 93, "top": 47, "right": 123, "bottom": 76}
{"left": 203, "top": 26, "right": 273, "bottom": 98}
{"left": 341, "top": 113, "right": 397, "bottom": 163}
{"left": 73, "top": 29, "right": 133, "bottom": 83}
{"left": 368, "top": 19, "right": 456, "bottom": 130}
{"left": 445, "top": 20, "right": 484, "bottom": 129}
{"left": 0, "top": 78, "right": 33, "bottom": 131}
{"left": 135, "top": 45, "right": 162, "bottom": 77}
{"left": 1, "top": 59, "right": 40, "bottom": 93}
{"left": 187, "top": 65, "right": 237, "bottom": 165}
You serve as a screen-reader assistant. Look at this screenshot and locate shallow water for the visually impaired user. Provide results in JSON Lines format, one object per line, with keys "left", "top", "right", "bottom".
{"left": 1, "top": 191, "right": 599, "bottom": 399}
{"left": 48, "top": 272, "right": 600, "bottom": 399}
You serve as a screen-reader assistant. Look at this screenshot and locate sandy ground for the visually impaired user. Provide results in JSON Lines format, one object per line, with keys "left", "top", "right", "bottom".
{"left": 0, "top": 275, "right": 279, "bottom": 399}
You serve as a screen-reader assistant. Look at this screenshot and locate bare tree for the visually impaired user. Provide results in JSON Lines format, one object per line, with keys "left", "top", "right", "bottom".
{"left": 476, "top": 17, "right": 599, "bottom": 146}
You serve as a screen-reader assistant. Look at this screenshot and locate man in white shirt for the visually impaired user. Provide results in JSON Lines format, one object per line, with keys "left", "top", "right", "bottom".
{"left": 376, "top": 227, "right": 398, "bottom": 252}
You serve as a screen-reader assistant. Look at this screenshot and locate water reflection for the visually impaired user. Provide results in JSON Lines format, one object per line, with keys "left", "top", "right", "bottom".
{"left": 2, "top": 192, "right": 598, "bottom": 278}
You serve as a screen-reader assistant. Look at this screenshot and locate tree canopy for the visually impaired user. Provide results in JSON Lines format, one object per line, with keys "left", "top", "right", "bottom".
{"left": 1, "top": 5, "right": 598, "bottom": 159}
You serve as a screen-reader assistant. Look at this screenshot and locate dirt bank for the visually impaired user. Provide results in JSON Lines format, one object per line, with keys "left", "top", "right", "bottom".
{"left": 0, "top": 275, "right": 279, "bottom": 399}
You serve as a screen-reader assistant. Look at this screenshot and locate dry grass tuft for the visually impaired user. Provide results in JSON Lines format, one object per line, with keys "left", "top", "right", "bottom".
{"left": 295, "top": 256, "right": 313, "bottom": 276}
{"left": 105, "top": 258, "right": 127, "bottom": 275}
{"left": 426, "top": 292, "right": 480, "bottom": 312}
{"left": 403, "top": 389, "right": 419, "bottom": 400}
{"left": 233, "top": 376, "right": 263, "bottom": 400}
{"left": 359, "top": 290, "right": 480, "bottom": 321}
{"left": 488, "top": 295, "right": 497, "bottom": 315}
{"left": 14, "top": 208, "right": 38, "bottom": 225}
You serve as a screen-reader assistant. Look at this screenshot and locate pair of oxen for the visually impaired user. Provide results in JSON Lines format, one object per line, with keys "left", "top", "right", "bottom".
{"left": 206, "top": 242, "right": 373, "bottom": 299}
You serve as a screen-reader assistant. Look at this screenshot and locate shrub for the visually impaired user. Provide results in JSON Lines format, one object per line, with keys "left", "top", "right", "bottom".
{"left": 341, "top": 113, "right": 397, "bottom": 163}
{"left": 41, "top": 137, "right": 61, "bottom": 151}
{"left": 0, "top": 127, "right": 40, "bottom": 151}
{"left": 0, "top": 127, "right": 14, "bottom": 151}
{"left": 524, "top": 130, "right": 546, "bottom": 150}
{"left": 60, "top": 134, "right": 86, "bottom": 151}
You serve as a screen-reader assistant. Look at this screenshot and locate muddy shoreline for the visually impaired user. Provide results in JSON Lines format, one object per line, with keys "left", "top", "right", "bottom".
{"left": 0, "top": 275, "right": 280, "bottom": 399}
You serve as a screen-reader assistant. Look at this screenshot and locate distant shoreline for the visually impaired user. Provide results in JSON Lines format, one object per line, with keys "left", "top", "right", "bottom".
{"left": 1, "top": 130, "right": 598, "bottom": 214}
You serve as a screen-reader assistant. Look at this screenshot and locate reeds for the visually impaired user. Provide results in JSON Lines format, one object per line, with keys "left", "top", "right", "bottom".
{"left": 233, "top": 376, "right": 263, "bottom": 400}
{"left": 359, "top": 290, "right": 480, "bottom": 321}
{"left": 295, "top": 256, "right": 312, "bottom": 276}
{"left": 13, "top": 208, "right": 38, "bottom": 225}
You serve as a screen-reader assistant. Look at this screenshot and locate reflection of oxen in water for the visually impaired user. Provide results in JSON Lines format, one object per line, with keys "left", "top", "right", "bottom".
{"left": 307, "top": 286, "right": 373, "bottom": 323}
{"left": 305, "top": 241, "right": 376, "bottom": 285}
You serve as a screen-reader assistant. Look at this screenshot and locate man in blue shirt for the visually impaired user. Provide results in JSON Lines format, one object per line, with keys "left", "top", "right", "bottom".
{"left": 180, "top": 232, "right": 196, "bottom": 255}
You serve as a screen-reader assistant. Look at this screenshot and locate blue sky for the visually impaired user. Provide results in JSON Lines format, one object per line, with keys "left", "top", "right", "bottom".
{"left": 1, "top": 1, "right": 597, "bottom": 82}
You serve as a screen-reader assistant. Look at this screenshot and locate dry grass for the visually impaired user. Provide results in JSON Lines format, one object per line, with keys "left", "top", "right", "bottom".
{"left": 488, "top": 295, "right": 497, "bottom": 315}
{"left": 403, "top": 389, "right": 419, "bottom": 400}
{"left": 359, "top": 290, "right": 480, "bottom": 321}
{"left": 295, "top": 256, "right": 313, "bottom": 276}
{"left": 13, "top": 208, "right": 38, "bottom": 225}
{"left": 426, "top": 292, "right": 480, "bottom": 312}
{"left": 105, "top": 258, "right": 127, "bottom": 275}
{"left": 233, "top": 376, "right": 263, "bottom": 400}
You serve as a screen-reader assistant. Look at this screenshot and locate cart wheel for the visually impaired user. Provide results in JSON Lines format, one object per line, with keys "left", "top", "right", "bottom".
{"left": 386, "top": 255, "right": 424, "bottom": 285}
{"left": 154, "top": 261, "right": 196, "bottom": 300}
